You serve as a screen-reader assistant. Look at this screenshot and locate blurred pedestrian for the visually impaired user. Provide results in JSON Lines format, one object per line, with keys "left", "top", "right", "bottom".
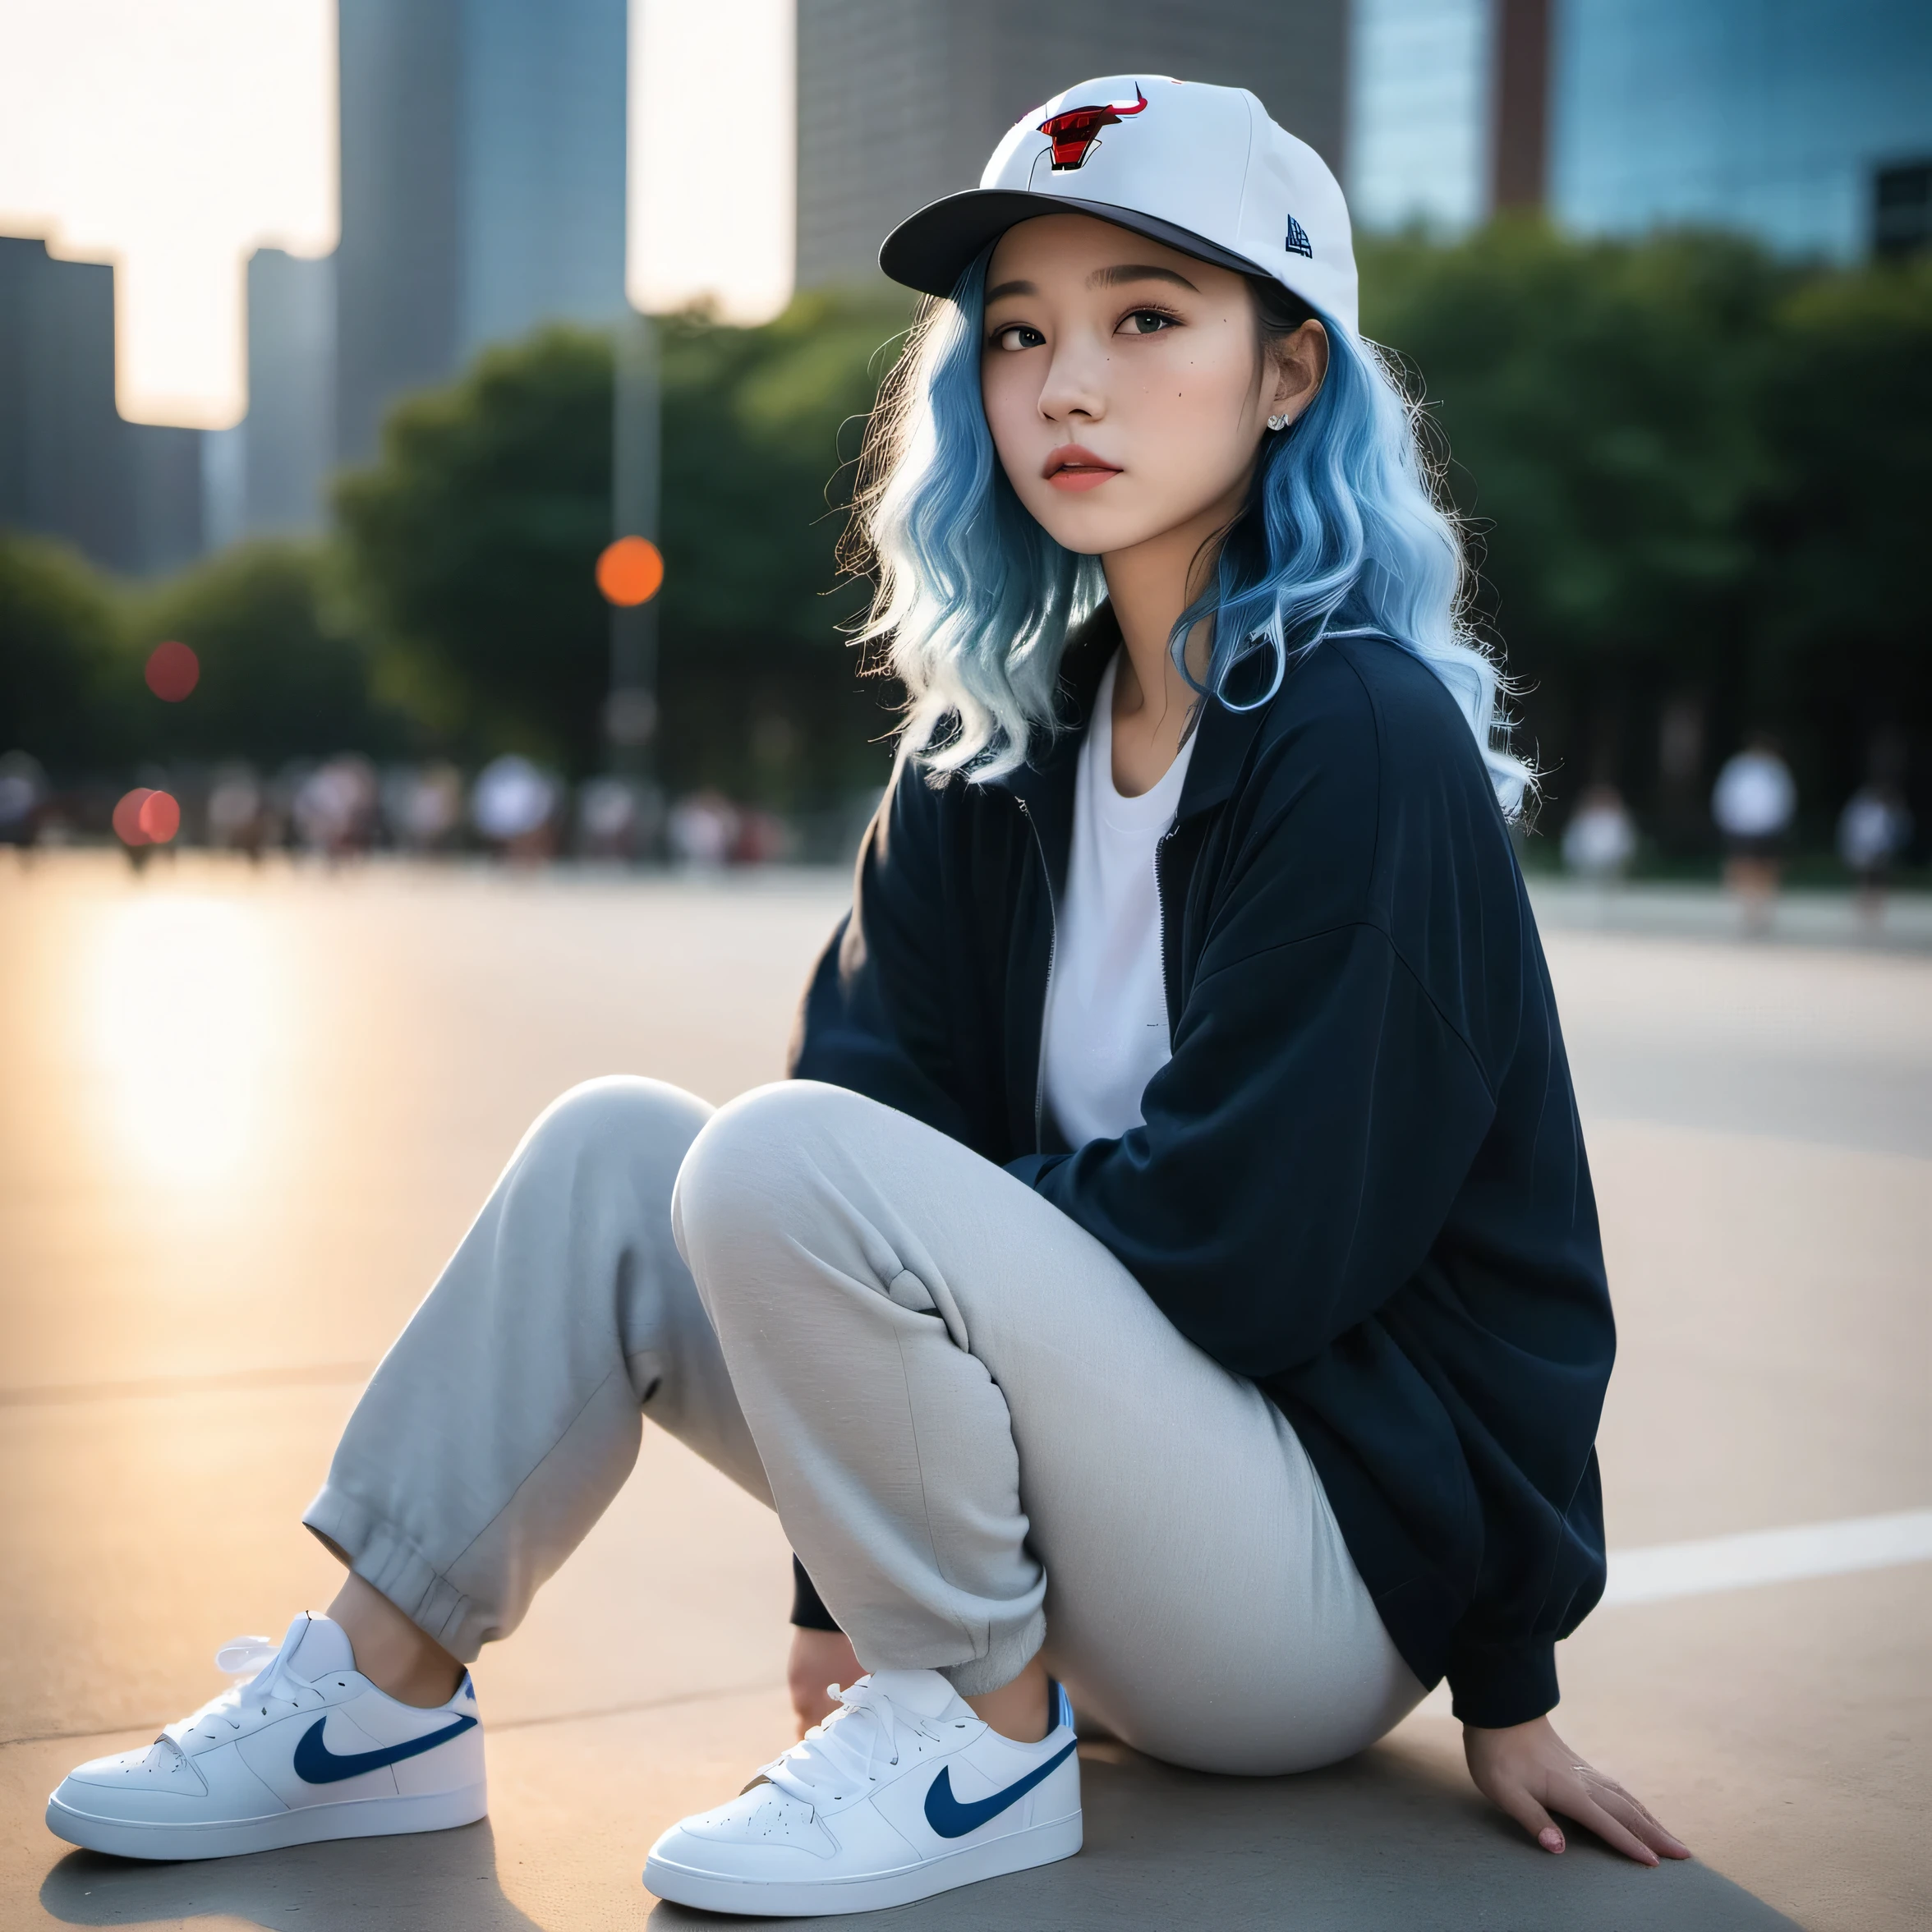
{"left": 667, "top": 789, "right": 740, "bottom": 869}
{"left": 471, "top": 754, "right": 559, "bottom": 862}
{"left": 207, "top": 763, "right": 271, "bottom": 860}
{"left": 1560, "top": 784, "right": 1637, "bottom": 885}
{"left": 1711, "top": 735, "right": 1796, "bottom": 935}
{"left": 0, "top": 750, "right": 48, "bottom": 850}
{"left": 382, "top": 763, "right": 466, "bottom": 854}
{"left": 731, "top": 806, "right": 793, "bottom": 866}
{"left": 1838, "top": 783, "right": 1913, "bottom": 932}
{"left": 293, "top": 757, "right": 380, "bottom": 862}
{"left": 576, "top": 775, "right": 664, "bottom": 862}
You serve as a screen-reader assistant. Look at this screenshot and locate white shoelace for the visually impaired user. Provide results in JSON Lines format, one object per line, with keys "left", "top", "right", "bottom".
{"left": 160, "top": 1633, "right": 330, "bottom": 1749}
{"left": 759, "top": 1679, "right": 959, "bottom": 1808}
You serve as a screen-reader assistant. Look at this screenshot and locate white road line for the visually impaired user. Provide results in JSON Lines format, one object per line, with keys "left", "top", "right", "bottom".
{"left": 1410, "top": 1509, "right": 1932, "bottom": 1717}
{"left": 1602, "top": 1507, "right": 1932, "bottom": 1607}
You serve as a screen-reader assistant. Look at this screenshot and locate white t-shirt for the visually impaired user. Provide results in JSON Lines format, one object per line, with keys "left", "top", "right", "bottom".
{"left": 1040, "top": 653, "right": 1197, "bottom": 1147}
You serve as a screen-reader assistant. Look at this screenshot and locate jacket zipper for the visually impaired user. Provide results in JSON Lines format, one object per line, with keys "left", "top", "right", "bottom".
{"left": 1155, "top": 822, "right": 1179, "bottom": 1037}
{"left": 1017, "top": 798, "right": 1057, "bottom": 1155}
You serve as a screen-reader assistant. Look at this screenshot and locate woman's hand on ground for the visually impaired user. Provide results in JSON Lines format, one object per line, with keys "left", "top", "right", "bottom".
{"left": 1463, "top": 1714, "right": 1690, "bottom": 1866}
{"left": 788, "top": 1626, "right": 862, "bottom": 1736}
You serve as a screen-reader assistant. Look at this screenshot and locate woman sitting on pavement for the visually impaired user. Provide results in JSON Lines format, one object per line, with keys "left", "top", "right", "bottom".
{"left": 48, "top": 75, "right": 1689, "bottom": 1915}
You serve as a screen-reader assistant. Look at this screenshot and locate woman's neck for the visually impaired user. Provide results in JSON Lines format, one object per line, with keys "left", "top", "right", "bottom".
{"left": 1101, "top": 503, "right": 1228, "bottom": 798}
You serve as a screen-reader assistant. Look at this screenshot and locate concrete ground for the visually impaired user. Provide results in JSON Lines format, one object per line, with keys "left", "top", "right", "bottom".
{"left": 2, "top": 852, "right": 1925, "bottom": 1930}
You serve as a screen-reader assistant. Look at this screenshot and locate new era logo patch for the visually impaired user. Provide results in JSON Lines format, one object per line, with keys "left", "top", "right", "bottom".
{"left": 1285, "top": 213, "right": 1313, "bottom": 258}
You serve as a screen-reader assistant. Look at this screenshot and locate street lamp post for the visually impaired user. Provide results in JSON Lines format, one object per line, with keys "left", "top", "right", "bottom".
{"left": 605, "top": 307, "right": 662, "bottom": 786}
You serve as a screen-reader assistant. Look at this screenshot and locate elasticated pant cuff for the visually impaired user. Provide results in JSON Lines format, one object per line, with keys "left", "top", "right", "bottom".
{"left": 301, "top": 1484, "right": 491, "bottom": 1665}
{"left": 936, "top": 1607, "right": 1046, "bottom": 1700}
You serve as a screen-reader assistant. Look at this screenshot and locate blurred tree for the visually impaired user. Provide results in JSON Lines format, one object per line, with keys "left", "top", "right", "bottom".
{"left": 1360, "top": 223, "right": 1789, "bottom": 829}
{"left": 335, "top": 328, "right": 614, "bottom": 772}
{"left": 1751, "top": 255, "right": 1932, "bottom": 825}
{"left": 334, "top": 298, "right": 912, "bottom": 796}
{"left": 0, "top": 531, "right": 127, "bottom": 772}
{"left": 658, "top": 288, "right": 912, "bottom": 802}
{"left": 316, "top": 239, "right": 1922, "bottom": 849}
{"left": 126, "top": 540, "right": 394, "bottom": 765}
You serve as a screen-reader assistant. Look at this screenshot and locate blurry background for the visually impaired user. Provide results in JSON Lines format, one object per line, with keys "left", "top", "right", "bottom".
{"left": 1, "top": 0, "right": 1929, "bottom": 876}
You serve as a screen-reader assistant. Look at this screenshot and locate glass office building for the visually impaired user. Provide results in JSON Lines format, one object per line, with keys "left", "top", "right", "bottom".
{"left": 1348, "top": 0, "right": 1493, "bottom": 234}
{"left": 1350, "top": 0, "right": 1932, "bottom": 259}
{"left": 1553, "top": 0, "right": 1932, "bottom": 260}
{"left": 335, "top": 0, "right": 629, "bottom": 464}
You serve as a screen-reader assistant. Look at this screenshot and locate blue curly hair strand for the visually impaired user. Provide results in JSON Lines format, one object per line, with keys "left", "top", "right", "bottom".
{"left": 852, "top": 247, "right": 1530, "bottom": 816}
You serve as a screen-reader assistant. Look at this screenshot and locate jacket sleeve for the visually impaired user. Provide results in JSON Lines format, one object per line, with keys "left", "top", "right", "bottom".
{"left": 788, "top": 760, "right": 978, "bottom": 1145}
{"left": 1016, "top": 913, "right": 1497, "bottom": 1378}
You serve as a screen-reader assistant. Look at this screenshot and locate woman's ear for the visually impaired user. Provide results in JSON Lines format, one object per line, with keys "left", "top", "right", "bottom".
{"left": 1269, "top": 319, "right": 1330, "bottom": 427}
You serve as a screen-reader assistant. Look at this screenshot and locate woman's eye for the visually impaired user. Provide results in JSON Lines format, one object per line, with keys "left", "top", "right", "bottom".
{"left": 991, "top": 324, "right": 1044, "bottom": 352}
{"left": 1119, "top": 310, "right": 1177, "bottom": 336}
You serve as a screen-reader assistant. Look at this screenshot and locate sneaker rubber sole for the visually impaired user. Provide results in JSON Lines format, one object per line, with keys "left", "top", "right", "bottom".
{"left": 45, "top": 1780, "right": 488, "bottom": 1861}
{"left": 643, "top": 1808, "right": 1082, "bottom": 1917}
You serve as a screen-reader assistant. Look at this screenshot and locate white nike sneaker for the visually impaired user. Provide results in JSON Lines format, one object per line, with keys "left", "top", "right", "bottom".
{"left": 644, "top": 1668, "right": 1081, "bottom": 1916}
{"left": 46, "top": 1612, "right": 486, "bottom": 1861}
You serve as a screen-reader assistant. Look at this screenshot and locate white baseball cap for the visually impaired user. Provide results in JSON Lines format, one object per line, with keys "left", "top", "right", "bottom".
{"left": 879, "top": 75, "right": 1359, "bottom": 336}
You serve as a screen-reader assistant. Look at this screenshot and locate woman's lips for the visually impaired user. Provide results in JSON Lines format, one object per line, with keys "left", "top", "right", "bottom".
{"left": 1043, "top": 444, "right": 1121, "bottom": 493}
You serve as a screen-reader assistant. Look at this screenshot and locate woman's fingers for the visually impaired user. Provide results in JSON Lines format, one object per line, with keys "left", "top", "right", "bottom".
{"left": 1461, "top": 1718, "right": 1691, "bottom": 1867}
{"left": 1491, "top": 1781, "right": 1567, "bottom": 1854}
{"left": 1565, "top": 1787, "right": 1661, "bottom": 1865}
{"left": 1590, "top": 1778, "right": 1692, "bottom": 1860}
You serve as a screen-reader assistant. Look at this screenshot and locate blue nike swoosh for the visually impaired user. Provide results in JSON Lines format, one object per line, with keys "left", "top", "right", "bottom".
{"left": 292, "top": 1713, "right": 478, "bottom": 1785}
{"left": 922, "top": 1739, "right": 1078, "bottom": 1839}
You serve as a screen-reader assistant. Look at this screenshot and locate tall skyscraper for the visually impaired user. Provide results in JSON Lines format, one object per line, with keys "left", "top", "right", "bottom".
{"left": 794, "top": 0, "right": 1350, "bottom": 289}
{"left": 0, "top": 238, "right": 204, "bottom": 573}
{"left": 242, "top": 249, "right": 338, "bottom": 536}
{"left": 1349, "top": 0, "right": 1932, "bottom": 260}
{"left": 334, "top": 0, "right": 628, "bottom": 464}
{"left": 1348, "top": 0, "right": 1491, "bottom": 234}
{"left": 126, "top": 425, "right": 206, "bottom": 576}
{"left": 1550, "top": 0, "right": 1932, "bottom": 261}
{"left": 3, "top": 0, "right": 631, "bottom": 570}
{"left": 460, "top": 0, "right": 628, "bottom": 357}
{"left": 0, "top": 241, "right": 131, "bottom": 565}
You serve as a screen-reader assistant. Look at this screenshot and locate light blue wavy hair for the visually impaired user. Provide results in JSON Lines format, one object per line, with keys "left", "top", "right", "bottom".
{"left": 850, "top": 249, "right": 1530, "bottom": 815}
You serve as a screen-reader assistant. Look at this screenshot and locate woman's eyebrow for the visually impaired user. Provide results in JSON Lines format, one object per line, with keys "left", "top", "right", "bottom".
{"left": 984, "top": 278, "right": 1037, "bottom": 302}
{"left": 1088, "top": 264, "right": 1198, "bottom": 292}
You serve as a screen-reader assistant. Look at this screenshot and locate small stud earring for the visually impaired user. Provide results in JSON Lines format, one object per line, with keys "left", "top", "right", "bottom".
{"left": 1267, "top": 412, "right": 1289, "bottom": 431}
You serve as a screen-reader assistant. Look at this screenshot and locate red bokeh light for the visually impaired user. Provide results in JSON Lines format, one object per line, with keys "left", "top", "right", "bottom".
{"left": 140, "top": 790, "right": 181, "bottom": 842}
{"left": 596, "top": 536, "right": 664, "bottom": 607}
{"left": 113, "top": 788, "right": 180, "bottom": 847}
{"left": 113, "top": 789, "right": 154, "bottom": 845}
{"left": 145, "top": 640, "right": 200, "bottom": 702}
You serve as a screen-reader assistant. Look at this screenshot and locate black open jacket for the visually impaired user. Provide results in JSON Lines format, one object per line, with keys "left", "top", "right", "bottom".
{"left": 787, "top": 608, "right": 1614, "bottom": 1727}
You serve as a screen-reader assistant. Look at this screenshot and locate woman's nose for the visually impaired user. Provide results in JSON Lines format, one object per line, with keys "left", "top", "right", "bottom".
{"left": 1036, "top": 343, "right": 1107, "bottom": 423}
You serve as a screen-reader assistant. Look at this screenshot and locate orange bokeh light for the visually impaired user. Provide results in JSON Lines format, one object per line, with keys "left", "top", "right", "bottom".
{"left": 145, "top": 639, "right": 200, "bottom": 702}
{"left": 596, "top": 536, "right": 665, "bottom": 607}
{"left": 113, "top": 788, "right": 181, "bottom": 847}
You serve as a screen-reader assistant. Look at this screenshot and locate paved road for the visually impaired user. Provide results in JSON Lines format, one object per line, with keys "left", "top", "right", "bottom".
{"left": 2, "top": 853, "right": 1925, "bottom": 1930}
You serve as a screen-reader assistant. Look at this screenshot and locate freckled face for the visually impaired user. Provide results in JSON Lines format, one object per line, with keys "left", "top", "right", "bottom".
{"left": 979, "top": 213, "right": 1276, "bottom": 557}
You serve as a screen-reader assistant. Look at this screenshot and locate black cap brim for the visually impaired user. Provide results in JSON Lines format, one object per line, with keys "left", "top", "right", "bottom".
{"left": 879, "top": 189, "right": 1268, "bottom": 297}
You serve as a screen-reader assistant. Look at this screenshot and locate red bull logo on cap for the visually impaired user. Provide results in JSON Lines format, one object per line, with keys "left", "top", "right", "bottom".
{"left": 1037, "top": 84, "right": 1148, "bottom": 171}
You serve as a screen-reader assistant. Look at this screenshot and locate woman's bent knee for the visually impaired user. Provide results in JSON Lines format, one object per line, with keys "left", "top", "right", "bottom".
{"left": 671, "top": 1080, "right": 870, "bottom": 1272}
{"left": 524, "top": 1076, "right": 712, "bottom": 1172}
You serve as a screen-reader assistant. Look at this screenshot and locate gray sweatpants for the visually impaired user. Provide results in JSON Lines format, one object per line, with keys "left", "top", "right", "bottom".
{"left": 305, "top": 1077, "right": 1421, "bottom": 1775}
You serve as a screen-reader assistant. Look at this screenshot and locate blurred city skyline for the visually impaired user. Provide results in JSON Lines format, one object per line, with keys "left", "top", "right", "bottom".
{"left": 2, "top": 0, "right": 1929, "bottom": 872}
{"left": 0, "top": 0, "right": 795, "bottom": 432}
{"left": 5, "top": 2, "right": 1928, "bottom": 441}
{"left": 2, "top": 0, "right": 1929, "bottom": 578}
